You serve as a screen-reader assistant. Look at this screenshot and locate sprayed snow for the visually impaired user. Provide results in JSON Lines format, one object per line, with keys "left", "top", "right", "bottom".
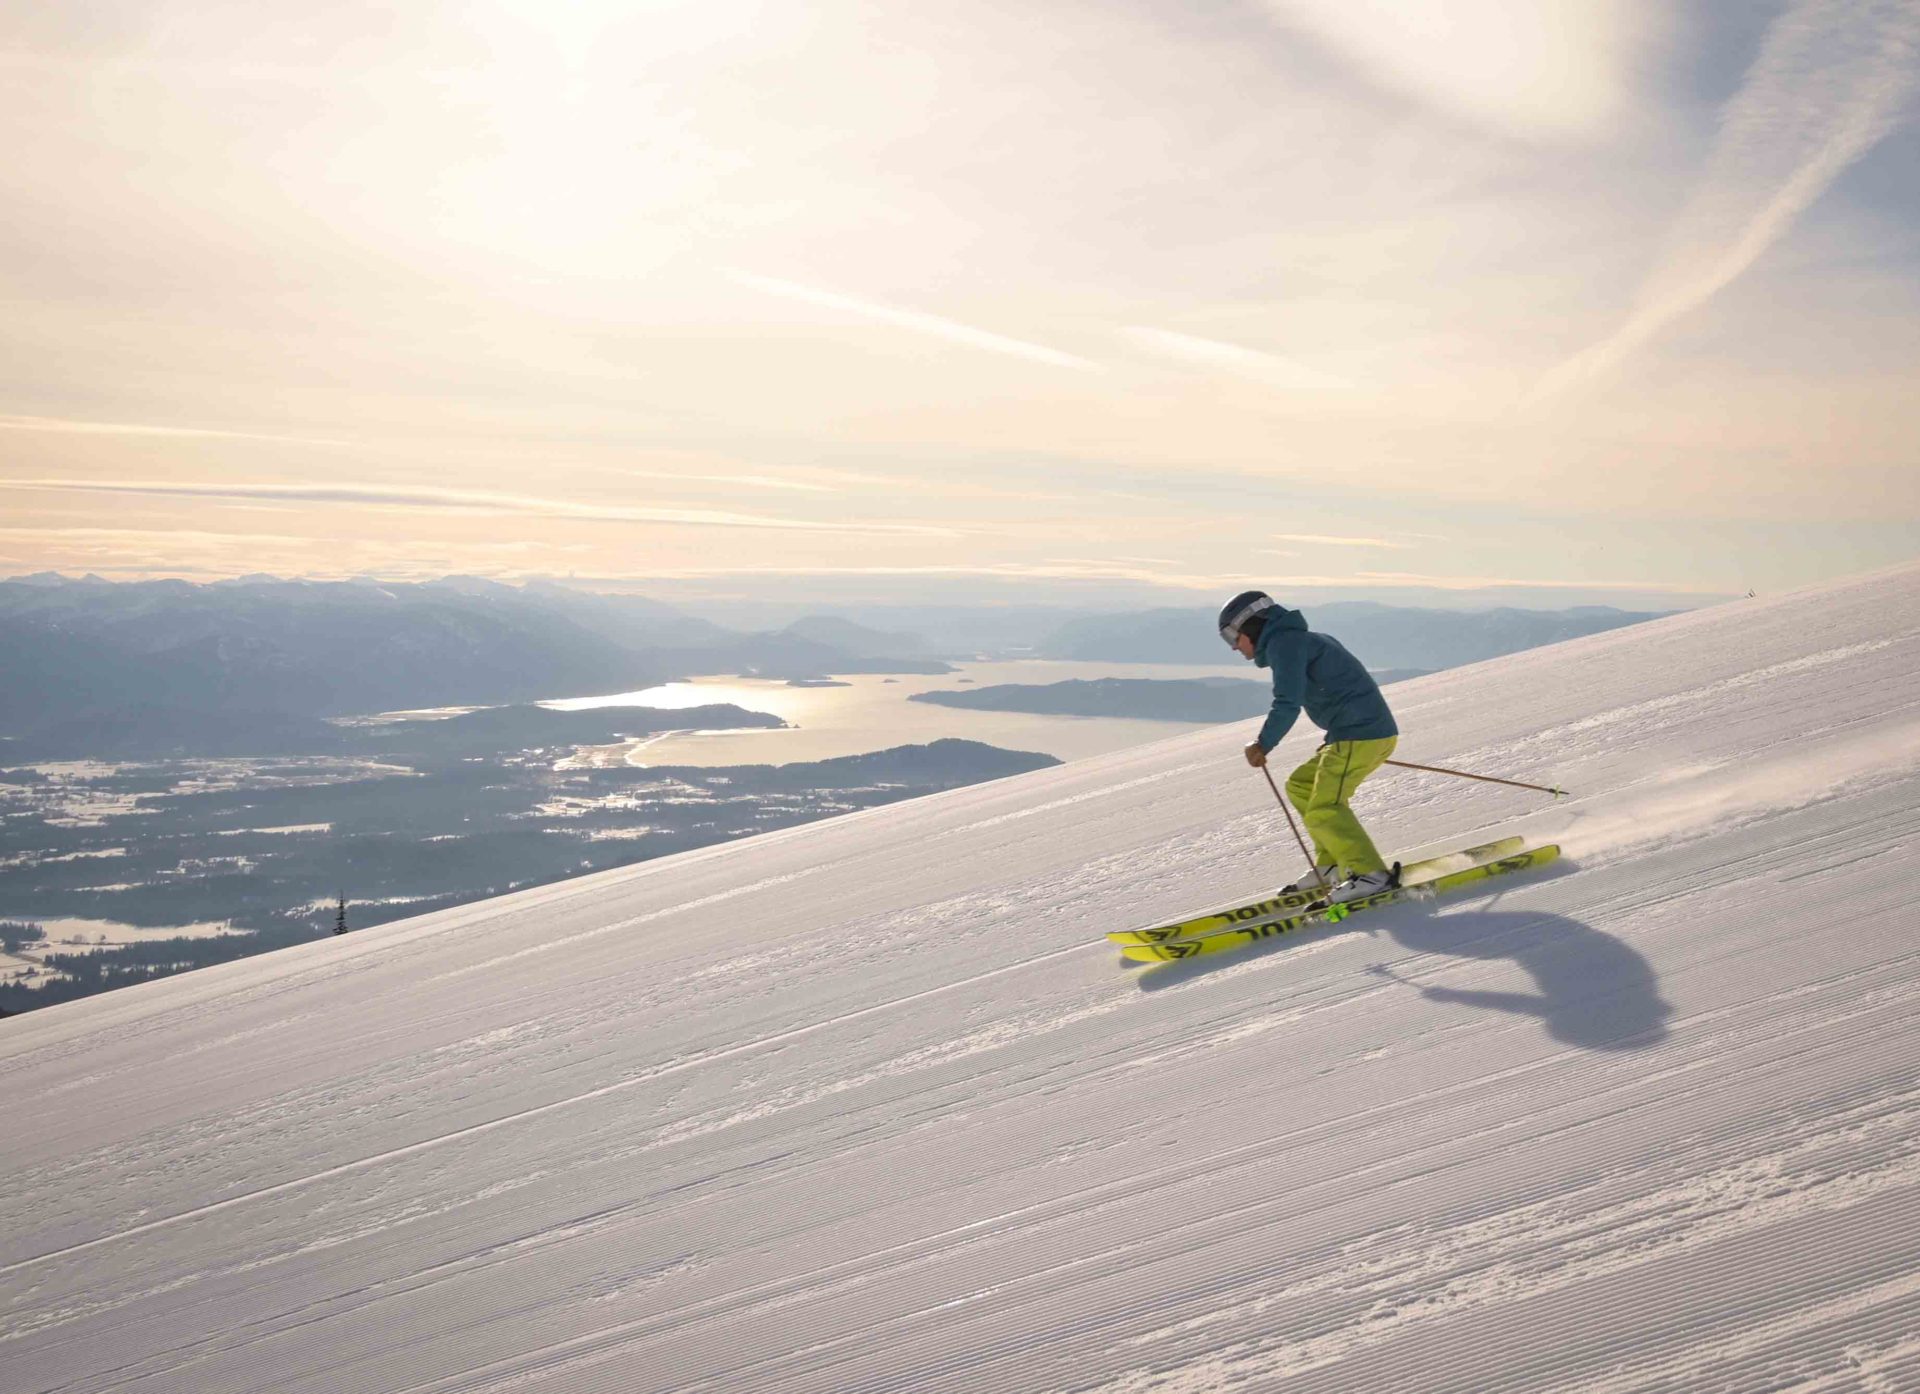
{"left": 1, "top": 562, "right": 1918, "bottom": 1393}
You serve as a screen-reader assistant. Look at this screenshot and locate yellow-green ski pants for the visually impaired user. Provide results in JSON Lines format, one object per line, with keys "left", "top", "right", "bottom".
{"left": 1285, "top": 736, "right": 1398, "bottom": 875}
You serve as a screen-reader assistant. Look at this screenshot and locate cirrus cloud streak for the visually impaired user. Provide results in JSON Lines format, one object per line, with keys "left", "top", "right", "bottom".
{"left": 1534, "top": 0, "right": 1920, "bottom": 400}
{"left": 733, "top": 273, "right": 1103, "bottom": 372}
{"left": 0, "top": 479, "right": 961, "bottom": 537}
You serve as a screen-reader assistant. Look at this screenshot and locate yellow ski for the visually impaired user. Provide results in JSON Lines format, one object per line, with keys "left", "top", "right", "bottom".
{"left": 1119, "top": 845, "right": 1560, "bottom": 963}
{"left": 1107, "top": 836, "right": 1525, "bottom": 946}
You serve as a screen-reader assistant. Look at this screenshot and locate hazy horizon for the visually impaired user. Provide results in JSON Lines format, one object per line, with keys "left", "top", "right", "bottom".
{"left": 0, "top": 564, "right": 1727, "bottom": 614}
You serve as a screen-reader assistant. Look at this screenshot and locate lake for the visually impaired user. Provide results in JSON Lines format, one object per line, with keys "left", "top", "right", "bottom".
{"left": 545, "top": 659, "right": 1257, "bottom": 767}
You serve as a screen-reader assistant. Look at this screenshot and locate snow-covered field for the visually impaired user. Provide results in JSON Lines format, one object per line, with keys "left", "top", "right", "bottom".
{"left": 4, "top": 562, "right": 1918, "bottom": 1393}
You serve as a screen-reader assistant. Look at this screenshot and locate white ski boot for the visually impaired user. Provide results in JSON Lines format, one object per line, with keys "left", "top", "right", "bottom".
{"left": 1284, "top": 864, "right": 1342, "bottom": 894}
{"left": 1326, "top": 864, "right": 1402, "bottom": 905}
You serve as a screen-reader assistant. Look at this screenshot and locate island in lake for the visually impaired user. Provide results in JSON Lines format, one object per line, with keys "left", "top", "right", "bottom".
{"left": 908, "top": 672, "right": 1431, "bottom": 722}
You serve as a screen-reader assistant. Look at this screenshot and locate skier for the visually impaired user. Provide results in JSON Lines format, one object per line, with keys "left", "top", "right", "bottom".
{"left": 1218, "top": 589, "right": 1400, "bottom": 904}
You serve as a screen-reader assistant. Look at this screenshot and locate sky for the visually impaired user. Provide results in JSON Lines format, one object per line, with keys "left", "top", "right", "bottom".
{"left": 2, "top": 0, "right": 1917, "bottom": 612}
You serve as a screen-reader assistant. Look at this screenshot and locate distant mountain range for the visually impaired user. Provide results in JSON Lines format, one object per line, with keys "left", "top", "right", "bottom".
{"left": 1036, "top": 601, "right": 1675, "bottom": 670}
{"left": 1, "top": 575, "right": 1674, "bottom": 759}
{"left": 0, "top": 700, "right": 797, "bottom": 764}
{"left": 0, "top": 575, "right": 947, "bottom": 756}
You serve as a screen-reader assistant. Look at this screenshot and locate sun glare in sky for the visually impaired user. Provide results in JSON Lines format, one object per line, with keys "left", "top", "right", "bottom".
{"left": 2, "top": 0, "right": 1915, "bottom": 607}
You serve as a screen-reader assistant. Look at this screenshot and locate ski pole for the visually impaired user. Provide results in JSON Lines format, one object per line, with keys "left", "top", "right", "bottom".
{"left": 1259, "top": 764, "right": 1318, "bottom": 870}
{"left": 1384, "top": 758, "right": 1567, "bottom": 798}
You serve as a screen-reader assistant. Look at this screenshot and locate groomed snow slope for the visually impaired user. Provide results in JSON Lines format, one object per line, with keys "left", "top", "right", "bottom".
{"left": 4, "top": 562, "right": 1919, "bottom": 1394}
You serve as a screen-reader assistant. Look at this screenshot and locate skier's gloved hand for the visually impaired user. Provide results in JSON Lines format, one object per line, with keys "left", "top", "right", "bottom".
{"left": 1243, "top": 743, "right": 1267, "bottom": 768}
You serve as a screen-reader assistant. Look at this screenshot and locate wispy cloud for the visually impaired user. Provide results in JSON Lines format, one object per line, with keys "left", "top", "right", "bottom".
{"left": 1276, "top": 569, "right": 1714, "bottom": 592}
{"left": 620, "top": 470, "right": 838, "bottom": 494}
{"left": 1534, "top": 0, "right": 1920, "bottom": 400}
{"left": 733, "top": 273, "right": 1103, "bottom": 371}
{"left": 0, "top": 527, "right": 597, "bottom": 580}
{"left": 0, "top": 414, "right": 354, "bottom": 448}
{"left": 0, "top": 525, "right": 318, "bottom": 577}
{"left": 609, "top": 560, "right": 1238, "bottom": 589}
{"left": 1267, "top": 533, "right": 1417, "bottom": 549}
{"left": 571, "top": 459, "right": 898, "bottom": 493}
{"left": 1123, "top": 327, "right": 1353, "bottom": 391}
{"left": 3, "top": 479, "right": 524, "bottom": 511}
{"left": 1256, "top": 0, "right": 1649, "bottom": 139}
{"left": 0, "top": 480, "right": 960, "bottom": 536}
{"left": 543, "top": 560, "right": 1724, "bottom": 598}
{"left": 0, "top": 526, "right": 311, "bottom": 543}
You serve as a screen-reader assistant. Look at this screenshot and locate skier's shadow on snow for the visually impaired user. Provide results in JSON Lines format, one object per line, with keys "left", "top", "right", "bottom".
{"left": 1368, "top": 908, "right": 1671, "bottom": 1051}
{"left": 1133, "top": 885, "right": 1671, "bottom": 1052}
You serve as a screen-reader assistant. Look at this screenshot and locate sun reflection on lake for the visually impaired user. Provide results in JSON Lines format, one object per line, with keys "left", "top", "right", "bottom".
{"left": 539, "top": 661, "right": 1252, "bottom": 768}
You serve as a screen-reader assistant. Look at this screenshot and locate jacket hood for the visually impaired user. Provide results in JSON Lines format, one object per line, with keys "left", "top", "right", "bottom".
{"left": 1253, "top": 606, "right": 1307, "bottom": 666}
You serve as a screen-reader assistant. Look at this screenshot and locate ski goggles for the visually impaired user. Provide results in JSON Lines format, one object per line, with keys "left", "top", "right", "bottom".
{"left": 1219, "top": 595, "right": 1274, "bottom": 647}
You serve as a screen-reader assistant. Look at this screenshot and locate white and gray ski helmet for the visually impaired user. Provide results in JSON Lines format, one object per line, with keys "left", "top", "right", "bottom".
{"left": 1218, "top": 590, "right": 1275, "bottom": 647}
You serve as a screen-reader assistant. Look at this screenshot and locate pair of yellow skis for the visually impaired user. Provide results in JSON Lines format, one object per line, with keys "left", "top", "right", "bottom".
{"left": 1110, "top": 837, "right": 1560, "bottom": 962}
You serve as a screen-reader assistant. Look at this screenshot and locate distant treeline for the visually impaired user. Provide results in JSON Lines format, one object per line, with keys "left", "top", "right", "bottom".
{"left": 1, "top": 920, "right": 45, "bottom": 953}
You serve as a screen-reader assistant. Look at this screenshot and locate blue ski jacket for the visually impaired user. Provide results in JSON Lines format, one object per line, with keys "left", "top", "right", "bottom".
{"left": 1253, "top": 607, "right": 1399, "bottom": 751}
